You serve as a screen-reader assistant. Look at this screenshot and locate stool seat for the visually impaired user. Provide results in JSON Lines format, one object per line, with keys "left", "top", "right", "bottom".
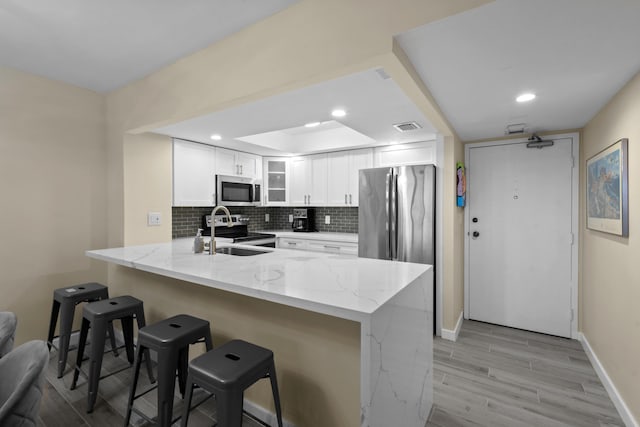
{"left": 190, "top": 340, "right": 273, "bottom": 389}
{"left": 181, "top": 339, "right": 283, "bottom": 427}
{"left": 83, "top": 295, "right": 144, "bottom": 319}
{"left": 47, "top": 282, "right": 118, "bottom": 378}
{"left": 138, "top": 314, "right": 211, "bottom": 349}
{"left": 71, "top": 295, "right": 154, "bottom": 413}
{"left": 125, "top": 314, "right": 213, "bottom": 427}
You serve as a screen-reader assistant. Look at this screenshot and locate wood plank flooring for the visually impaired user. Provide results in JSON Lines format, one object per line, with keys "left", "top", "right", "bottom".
{"left": 426, "top": 320, "right": 624, "bottom": 427}
{"left": 38, "top": 320, "right": 624, "bottom": 426}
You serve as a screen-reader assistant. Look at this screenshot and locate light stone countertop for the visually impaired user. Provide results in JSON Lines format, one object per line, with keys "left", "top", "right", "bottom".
{"left": 86, "top": 238, "right": 428, "bottom": 322}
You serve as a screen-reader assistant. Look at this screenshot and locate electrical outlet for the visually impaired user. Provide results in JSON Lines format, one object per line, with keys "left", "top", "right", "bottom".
{"left": 265, "top": 213, "right": 270, "bottom": 222}
{"left": 147, "top": 212, "right": 161, "bottom": 226}
{"left": 325, "top": 215, "right": 330, "bottom": 225}
{"left": 288, "top": 214, "right": 293, "bottom": 223}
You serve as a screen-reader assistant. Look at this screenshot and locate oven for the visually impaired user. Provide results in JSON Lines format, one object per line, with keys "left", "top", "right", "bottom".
{"left": 202, "top": 214, "right": 276, "bottom": 247}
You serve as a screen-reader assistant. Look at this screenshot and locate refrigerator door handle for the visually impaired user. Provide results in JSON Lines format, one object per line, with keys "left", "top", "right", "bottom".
{"left": 390, "top": 172, "right": 398, "bottom": 260}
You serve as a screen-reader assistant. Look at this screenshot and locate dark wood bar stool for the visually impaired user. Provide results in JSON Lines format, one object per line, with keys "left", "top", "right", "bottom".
{"left": 71, "top": 295, "right": 155, "bottom": 413}
{"left": 124, "top": 314, "right": 213, "bottom": 427}
{"left": 181, "top": 339, "right": 283, "bottom": 427}
{"left": 46, "top": 282, "right": 118, "bottom": 378}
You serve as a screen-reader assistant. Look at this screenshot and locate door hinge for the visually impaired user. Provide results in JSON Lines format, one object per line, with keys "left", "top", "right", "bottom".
{"left": 569, "top": 232, "right": 574, "bottom": 245}
{"left": 570, "top": 309, "right": 574, "bottom": 321}
{"left": 571, "top": 156, "right": 575, "bottom": 168}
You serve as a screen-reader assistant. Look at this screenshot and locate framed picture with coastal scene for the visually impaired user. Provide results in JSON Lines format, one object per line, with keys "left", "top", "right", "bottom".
{"left": 586, "top": 138, "right": 629, "bottom": 237}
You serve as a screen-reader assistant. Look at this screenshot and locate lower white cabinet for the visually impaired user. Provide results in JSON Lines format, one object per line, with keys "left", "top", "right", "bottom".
{"left": 277, "top": 237, "right": 307, "bottom": 250}
{"left": 277, "top": 237, "right": 357, "bottom": 255}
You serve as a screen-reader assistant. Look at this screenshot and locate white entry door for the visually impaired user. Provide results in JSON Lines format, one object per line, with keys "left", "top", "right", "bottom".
{"left": 467, "top": 137, "right": 575, "bottom": 337}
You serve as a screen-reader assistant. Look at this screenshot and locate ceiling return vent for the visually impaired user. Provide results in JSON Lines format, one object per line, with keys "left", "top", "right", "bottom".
{"left": 393, "top": 121, "right": 422, "bottom": 132}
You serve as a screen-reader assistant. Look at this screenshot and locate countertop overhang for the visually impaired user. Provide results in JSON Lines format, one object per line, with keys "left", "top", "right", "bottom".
{"left": 86, "top": 238, "right": 430, "bottom": 322}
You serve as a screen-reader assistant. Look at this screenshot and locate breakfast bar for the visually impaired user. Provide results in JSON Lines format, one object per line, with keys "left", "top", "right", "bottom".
{"left": 87, "top": 239, "right": 433, "bottom": 427}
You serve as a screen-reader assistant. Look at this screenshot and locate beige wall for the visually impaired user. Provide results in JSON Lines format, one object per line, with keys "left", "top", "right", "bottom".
{"left": 581, "top": 71, "right": 640, "bottom": 421}
{"left": 0, "top": 66, "right": 107, "bottom": 344}
{"left": 123, "top": 133, "right": 173, "bottom": 245}
{"left": 109, "top": 265, "right": 361, "bottom": 426}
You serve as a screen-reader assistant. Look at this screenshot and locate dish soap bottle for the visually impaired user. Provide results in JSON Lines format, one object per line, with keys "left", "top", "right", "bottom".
{"left": 193, "top": 229, "right": 205, "bottom": 253}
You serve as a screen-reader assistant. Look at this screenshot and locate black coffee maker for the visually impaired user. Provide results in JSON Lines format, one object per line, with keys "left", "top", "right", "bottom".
{"left": 292, "top": 208, "right": 316, "bottom": 232}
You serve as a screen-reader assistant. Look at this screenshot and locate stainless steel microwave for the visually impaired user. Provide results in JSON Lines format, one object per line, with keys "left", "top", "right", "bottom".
{"left": 216, "top": 175, "right": 261, "bottom": 206}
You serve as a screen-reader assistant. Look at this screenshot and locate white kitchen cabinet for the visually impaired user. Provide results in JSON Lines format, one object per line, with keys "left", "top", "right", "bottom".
{"left": 289, "top": 157, "right": 308, "bottom": 206}
{"left": 215, "top": 147, "right": 261, "bottom": 178}
{"left": 263, "top": 157, "right": 289, "bottom": 206}
{"left": 289, "top": 154, "right": 328, "bottom": 206}
{"left": 277, "top": 237, "right": 307, "bottom": 250}
{"left": 327, "top": 148, "right": 373, "bottom": 206}
{"left": 306, "top": 240, "right": 357, "bottom": 255}
{"left": 277, "top": 236, "right": 357, "bottom": 256}
{"left": 173, "top": 139, "right": 216, "bottom": 206}
{"left": 309, "top": 154, "right": 328, "bottom": 205}
{"left": 374, "top": 141, "right": 436, "bottom": 167}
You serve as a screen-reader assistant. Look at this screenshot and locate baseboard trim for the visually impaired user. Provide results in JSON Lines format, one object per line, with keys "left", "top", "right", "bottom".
{"left": 579, "top": 333, "right": 638, "bottom": 427}
{"left": 243, "top": 398, "right": 296, "bottom": 427}
{"left": 441, "top": 311, "right": 463, "bottom": 342}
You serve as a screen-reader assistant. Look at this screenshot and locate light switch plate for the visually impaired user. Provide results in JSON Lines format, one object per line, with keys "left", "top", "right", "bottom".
{"left": 325, "top": 215, "right": 330, "bottom": 225}
{"left": 288, "top": 214, "right": 293, "bottom": 223}
{"left": 265, "top": 213, "right": 270, "bottom": 222}
{"left": 147, "top": 212, "right": 161, "bottom": 226}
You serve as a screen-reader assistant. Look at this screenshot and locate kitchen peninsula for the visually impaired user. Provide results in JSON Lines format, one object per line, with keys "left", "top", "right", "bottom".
{"left": 87, "top": 239, "right": 433, "bottom": 427}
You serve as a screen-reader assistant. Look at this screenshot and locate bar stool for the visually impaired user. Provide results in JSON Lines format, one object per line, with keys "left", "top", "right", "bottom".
{"left": 71, "top": 295, "right": 155, "bottom": 413}
{"left": 124, "top": 314, "right": 213, "bottom": 427}
{"left": 46, "top": 282, "right": 118, "bottom": 378}
{"left": 181, "top": 339, "right": 283, "bottom": 427}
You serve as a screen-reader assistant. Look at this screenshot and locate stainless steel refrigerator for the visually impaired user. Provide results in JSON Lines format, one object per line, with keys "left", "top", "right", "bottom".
{"left": 358, "top": 164, "right": 435, "bottom": 265}
{"left": 359, "top": 164, "right": 436, "bottom": 332}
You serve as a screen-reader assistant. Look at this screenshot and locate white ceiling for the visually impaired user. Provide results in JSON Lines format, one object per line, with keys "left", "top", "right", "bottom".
{"left": 4, "top": 1, "right": 639, "bottom": 145}
{"left": 397, "top": 0, "right": 640, "bottom": 141}
{"left": 154, "top": 68, "right": 438, "bottom": 156}
{"left": 0, "top": 0, "right": 297, "bottom": 92}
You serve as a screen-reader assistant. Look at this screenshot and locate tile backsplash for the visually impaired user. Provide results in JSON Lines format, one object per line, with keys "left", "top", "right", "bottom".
{"left": 172, "top": 206, "right": 358, "bottom": 238}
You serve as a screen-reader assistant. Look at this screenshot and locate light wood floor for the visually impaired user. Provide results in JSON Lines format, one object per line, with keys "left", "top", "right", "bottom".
{"left": 426, "top": 320, "right": 624, "bottom": 427}
{"left": 38, "top": 320, "right": 624, "bottom": 426}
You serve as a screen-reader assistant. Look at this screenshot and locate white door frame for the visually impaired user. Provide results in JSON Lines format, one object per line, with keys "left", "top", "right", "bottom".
{"left": 463, "top": 132, "right": 580, "bottom": 339}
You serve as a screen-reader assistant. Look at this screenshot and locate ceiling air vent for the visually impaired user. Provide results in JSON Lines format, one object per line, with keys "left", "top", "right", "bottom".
{"left": 505, "top": 123, "right": 527, "bottom": 135}
{"left": 393, "top": 122, "right": 422, "bottom": 132}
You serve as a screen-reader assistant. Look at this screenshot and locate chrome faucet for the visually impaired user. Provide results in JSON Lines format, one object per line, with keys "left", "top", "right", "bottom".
{"left": 209, "top": 205, "right": 233, "bottom": 254}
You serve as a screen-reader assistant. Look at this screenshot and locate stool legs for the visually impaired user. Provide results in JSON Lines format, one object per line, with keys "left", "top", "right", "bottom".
{"left": 180, "top": 374, "right": 195, "bottom": 427}
{"left": 87, "top": 318, "right": 109, "bottom": 413}
{"left": 55, "top": 298, "right": 76, "bottom": 378}
{"left": 269, "top": 364, "right": 284, "bottom": 427}
{"left": 47, "top": 300, "right": 60, "bottom": 351}
{"left": 124, "top": 346, "right": 146, "bottom": 426}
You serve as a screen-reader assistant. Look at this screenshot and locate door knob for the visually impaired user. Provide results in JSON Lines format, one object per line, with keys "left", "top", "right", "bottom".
{"left": 472, "top": 231, "right": 480, "bottom": 238}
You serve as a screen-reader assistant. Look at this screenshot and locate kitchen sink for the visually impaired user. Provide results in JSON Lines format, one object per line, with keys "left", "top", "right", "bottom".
{"left": 216, "top": 247, "right": 271, "bottom": 256}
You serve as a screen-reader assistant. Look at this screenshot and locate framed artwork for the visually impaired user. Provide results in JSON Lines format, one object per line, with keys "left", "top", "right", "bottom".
{"left": 586, "top": 138, "right": 629, "bottom": 236}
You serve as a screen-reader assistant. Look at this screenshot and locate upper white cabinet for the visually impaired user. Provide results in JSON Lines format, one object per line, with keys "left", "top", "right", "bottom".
{"left": 263, "top": 157, "right": 289, "bottom": 206}
{"left": 215, "top": 147, "right": 261, "bottom": 178}
{"left": 173, "top": 139, "right": 216, "bottom": 206}
{"left": 327, "top": 149, "right": 373, "bottom": 206}
{"left": 289, "top": 154, "right": 328, "bottom": 206}
{"left": 374, "top": 141, "right": 436, "bottom": 167}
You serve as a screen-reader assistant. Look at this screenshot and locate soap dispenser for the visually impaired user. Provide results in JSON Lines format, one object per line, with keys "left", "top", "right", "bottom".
{"left": 193, "top": 229, "right": 205, "bottom": 253}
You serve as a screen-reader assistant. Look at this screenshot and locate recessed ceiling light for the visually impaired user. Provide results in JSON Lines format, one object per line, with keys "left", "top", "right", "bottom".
{"left": 305, "top": 122, "right": 321, "bottom": 128}
{"left": 516, "top": 93, "right": 536, "bottom": 103}
{"left": 331, "top": 109, "right": 346, "bottom": 117}
{"left": 210, "top": 134, "right": 222, "bottom": 140}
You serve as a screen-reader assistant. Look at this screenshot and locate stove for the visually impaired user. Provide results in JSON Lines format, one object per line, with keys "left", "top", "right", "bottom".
{"left": 202, "top": 214, "right": 276, "bottom": 247}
